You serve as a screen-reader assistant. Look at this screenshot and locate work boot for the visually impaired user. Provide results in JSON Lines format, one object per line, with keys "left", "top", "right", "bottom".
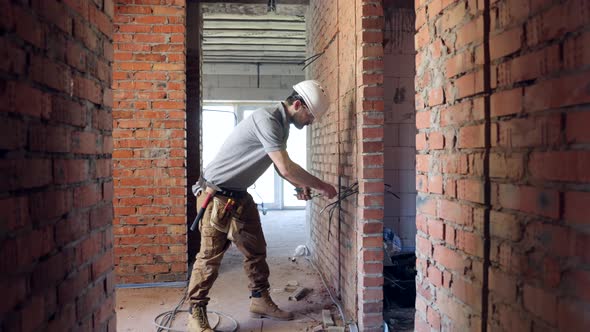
{"left": 249, "top": 290, "right": 294, "bottom": 320}
{"left": 188, "top": 305, "right": 213, "bottom": 332}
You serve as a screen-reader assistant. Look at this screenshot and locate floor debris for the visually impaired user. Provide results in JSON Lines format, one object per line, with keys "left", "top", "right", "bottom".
{"left": 289, "top": 286, "right": 310, "bottom": 301}
{"left": 322, "top": 309, "right": 334, "bottom": 327}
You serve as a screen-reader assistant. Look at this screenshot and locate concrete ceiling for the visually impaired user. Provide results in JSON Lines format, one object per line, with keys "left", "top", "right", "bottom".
{"left": 201, "top": 1, "right": 308, "bottom": 64}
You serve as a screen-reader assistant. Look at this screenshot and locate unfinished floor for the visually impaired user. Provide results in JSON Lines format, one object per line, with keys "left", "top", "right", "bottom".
{"left": 116, "top": 210, "right": 340, "bottom": 331}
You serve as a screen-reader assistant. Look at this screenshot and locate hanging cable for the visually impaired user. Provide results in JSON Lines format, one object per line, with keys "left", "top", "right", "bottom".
{"left": 320, "top": 183, "right": 400, "bottom": 241}
{"left": 298, "top": 51, "right": 325, "bottom": 70}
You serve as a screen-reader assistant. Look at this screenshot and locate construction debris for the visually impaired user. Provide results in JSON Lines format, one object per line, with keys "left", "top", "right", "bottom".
{"left": 311, "top": 324, "right": 324, "bottom": 332}
{"left": 322, "top": 309, "right": 334, "bottom": 327}
{"left": 288, "top": 286, "right": 309, "bottom": 301}
{"left": 326, "top": 327, "right": 345, "bottom": 332}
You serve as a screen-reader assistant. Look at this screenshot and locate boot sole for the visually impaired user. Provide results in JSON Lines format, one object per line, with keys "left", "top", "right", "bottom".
{"left": 249, "top": 312, "right": 294, "bottom": 321}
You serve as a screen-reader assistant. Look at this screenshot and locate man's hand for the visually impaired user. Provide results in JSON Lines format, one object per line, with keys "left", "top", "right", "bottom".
{"left": 295, "top": 187, "right": 312, "bottom": 200}
{"left": 319, "top": 183, "right": 337, "bottom": 199}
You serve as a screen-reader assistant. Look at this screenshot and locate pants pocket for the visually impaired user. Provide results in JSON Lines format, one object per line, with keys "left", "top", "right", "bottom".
{"left": 209, "top": 197, "right": 233, "bottom": 233}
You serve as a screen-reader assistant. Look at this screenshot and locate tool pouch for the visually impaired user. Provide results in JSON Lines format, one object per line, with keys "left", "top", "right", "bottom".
{"left": 209, "top": 197, "right": 232, "bottom": 233}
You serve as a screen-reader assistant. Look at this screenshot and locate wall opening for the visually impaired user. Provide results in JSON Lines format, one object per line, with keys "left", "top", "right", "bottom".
{"left": 382, "top": 0, "right": 417, "bottom": 331}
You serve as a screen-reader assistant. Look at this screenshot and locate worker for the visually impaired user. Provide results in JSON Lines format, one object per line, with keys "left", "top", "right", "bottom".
{"left": 187, "top": 80, "right": 338, "bottom": 332}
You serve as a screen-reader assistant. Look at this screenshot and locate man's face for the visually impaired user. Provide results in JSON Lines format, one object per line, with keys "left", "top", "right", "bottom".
{"left": 292, "top": 101, "right": 315, "bottom": 129}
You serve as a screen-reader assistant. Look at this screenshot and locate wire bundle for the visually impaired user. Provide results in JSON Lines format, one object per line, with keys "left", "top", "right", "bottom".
{"left": 320, "top": 182, "right": 400, "bottom": 240}
{"left": 320, "top": 182, "right": 358, "bottom": 240}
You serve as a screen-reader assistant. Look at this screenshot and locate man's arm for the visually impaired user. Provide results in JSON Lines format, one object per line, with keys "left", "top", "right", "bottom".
{"left": 268, "top": 150, "right": 337, "bottom": 199}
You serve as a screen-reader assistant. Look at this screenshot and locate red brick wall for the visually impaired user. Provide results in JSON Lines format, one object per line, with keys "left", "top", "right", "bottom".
{"left": 415, "top": 0, "right": 590, "bottom": 330}
{"left": 113, "top": 1, "right": 187, "bottom": 284}
{"left": 307, "top": 1, "right": 385, "bottom": 330}
{"left": 0, "top": 0, "right": 115, "bottom": 331}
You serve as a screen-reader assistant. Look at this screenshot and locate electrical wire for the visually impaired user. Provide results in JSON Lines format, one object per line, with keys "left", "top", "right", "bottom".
{"left": 298, "top": 51, "right": 325, "bottom": 71}
{"left": 320, "top": 182, "right": 358, "bottom": 241}
{"left": 153, "top": 287, "right": 239, "bottom": 332}
{"left": 304, "top": 255, "right": 347, "bottom": 328}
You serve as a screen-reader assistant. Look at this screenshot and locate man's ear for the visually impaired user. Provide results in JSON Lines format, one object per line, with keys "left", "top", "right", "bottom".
{"left": 293, "top": 99, "right": 303, "bottom": 111}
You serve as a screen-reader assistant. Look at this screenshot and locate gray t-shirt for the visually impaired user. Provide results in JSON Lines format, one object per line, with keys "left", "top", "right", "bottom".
{"left": 202, "top": 103, "right": 290, "bottom": 191}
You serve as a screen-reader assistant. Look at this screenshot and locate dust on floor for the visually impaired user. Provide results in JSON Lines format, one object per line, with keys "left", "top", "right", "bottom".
{"left": 116, "top": 247, "right": 340, "bottom": 332}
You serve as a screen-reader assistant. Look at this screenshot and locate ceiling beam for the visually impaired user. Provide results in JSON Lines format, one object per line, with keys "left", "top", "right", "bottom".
{"left": 203, "top": 38, "right": 305, "bottom": 45}
{"left": 203, "top": 58, "right": 304, "bottom": 64}
{"left": 203, "top": 21, "right": 305, "bottom": 30}
{"left": 201, "top": 3, "right": 307, "bottom": 16}
{"left": 203, "top": 30, "right": 304, "bottom": 38}
{"left": 203, "top": 44, "right": 305, "bottom": 52}
{"left": 204, "top": 13, "right": 304, "bottom": 21}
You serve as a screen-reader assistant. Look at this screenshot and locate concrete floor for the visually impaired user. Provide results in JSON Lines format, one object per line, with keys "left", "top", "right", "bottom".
{"left": 116, "top": 210, "right": 338, "bottom": 332}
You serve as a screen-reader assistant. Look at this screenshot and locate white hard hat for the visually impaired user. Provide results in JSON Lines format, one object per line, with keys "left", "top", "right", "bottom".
{"left": 293, "top": 80, "right": 329, "bottom": 119}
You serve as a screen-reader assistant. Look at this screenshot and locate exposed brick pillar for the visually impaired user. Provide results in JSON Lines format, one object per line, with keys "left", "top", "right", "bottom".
{"left": 414, "top": 0, "right": 486, "bottom": 330}
{"left": 355, "top": 1, "right": 386, "bottom": 331}
{"left": 307, "top": 1, "right": 385, "bottom": 330}
{"left": 113, "top": 1, "right": 187, "bottom": 284}
{"left": 0, "top": 0, "right": 115, "bottom": 331}
{"left": 487, "top": 0, "right": 590, "bottom": 330}
{"left": 415, "top": 0, "right": 590, "bottom": 330}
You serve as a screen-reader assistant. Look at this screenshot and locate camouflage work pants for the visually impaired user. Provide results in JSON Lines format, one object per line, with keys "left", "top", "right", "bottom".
{"left": 187, "top": 191, "right": 270, "bottom": 307}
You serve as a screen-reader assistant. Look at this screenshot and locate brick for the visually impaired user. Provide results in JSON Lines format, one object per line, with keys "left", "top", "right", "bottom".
{"left": 428, "top": 218, "right": 444, "bottom": 240}
{"left": 489, "top": 153, "right": 524, "bottom": 180}
{"left": 416, "top": 132, "right": 427, "bottom": 150}
{"left": 428, "top": 87, "right": 444, "bottom": 106}
{"left": 415, "top": 24, "right": 430, "bottom": 50}
{"left": 496, "top": 184, "right": 560, "bottom": 219}
{"left": 491, "top": 88, "right": 523, "bottom": 117}
{"left": 457, "top": 179, "right": 484, "bottom": 203}
{"left": 416, "top": 154, "right": 430, "bottom": 172}
{"left": 429, "top": 132, "right": 444, "bottom": 150}
{"left": 529, "top": 151, "right": 590, "bottom": 183}
{"left": 416, "top": 174, "right": 428, "bottom": 192}
{"left": 434, "top": 244, "right": 467, "bottom": 273}
{"left": 495, "top": 45, "right": 560, "bottom": 87}
{"left": 558, "top": 298, "right": 590, "bottom": 331}
{"left": 490, "top": 210, "right": 522, "bottom": 241}
{"left": 490, "top": 27, "right": 522, "bottom": 60}
{"left": 452, "top": 277, "right": 481, "bottom": 310}
{"left": 417, "top": 195, "right": 437, "bottom": 216}
{"left": 567, "top": 111, "right": 590, "bottom": 144}
{"left": 427, "top": 307, "right": 441, "bottom": 330}
{"left": 416, "top": 111, "right": 431, "bottom": 129}
{"left": 496, "top": 114, "right": 561, "bottom": 148}
{"left": 524, "top": 72, "right": 590, "bottom": 112}
{"left": 458, "top": 124, "right": 485, "bottom": 148}
{"left": 564, "top": 30, "right": 590, "bottom": 70}
{"left": 564, "top": 191, "right": 590, "bottom": 225}
{"left": 428, "top": 175, "right": 443, "bottom": 194}
{"left": 523, "top": 284, "right": 557, "bottom": 325}
{"left": 417, "top": 236, "right": 432, "bottom": 256}
{"left": 453, "top": 70, "right": 484, "bottom": 99}
{"left": 455, "top": 229, "right": 483, "bottom": 257}
{"left": 526, "top": 0, "right": 589, "bottom": 47}
{"left": 455, "top": 16, "right": 483, "bottom": 48}
{"left": 489, "top": 267, "right": 517, "bottom": 302}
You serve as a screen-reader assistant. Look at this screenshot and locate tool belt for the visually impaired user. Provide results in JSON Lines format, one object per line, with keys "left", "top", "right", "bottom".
{"left": 216, "top": 188, "right": 248, "bottom": 199}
